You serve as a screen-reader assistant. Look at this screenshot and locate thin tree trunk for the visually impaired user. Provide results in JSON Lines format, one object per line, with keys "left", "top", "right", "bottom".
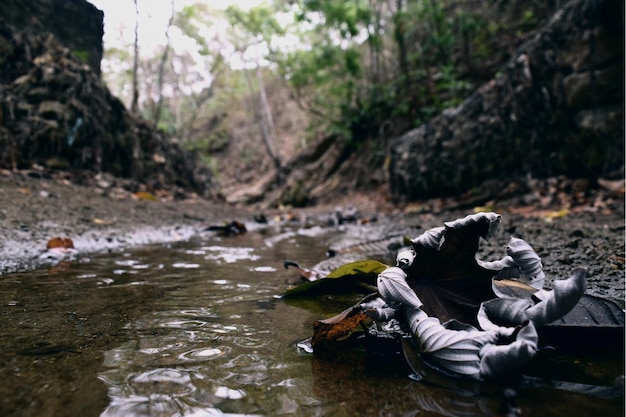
{"left": 130, "top": 0, "right": 139, "bottom": 114}
{"left": 395, "top": 0, "right": 410, "bottom": 89}
{"left": 243, "top": 66, "right": 282, "bottom": 180}
{"left": 153, "top": 0, "right": 175, "bottom": 128}
{"left": 256, "top": 66, "right": 281, "bottom": 172}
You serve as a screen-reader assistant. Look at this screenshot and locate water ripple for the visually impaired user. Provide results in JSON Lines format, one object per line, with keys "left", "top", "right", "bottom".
{"left": 231, "top": 336, "right": 267, "bottom": 348}
{"left": 159, "top": 319, "right": 207, "bottom": 329}
{"left": 130, "top": 368, "right": 195, "bottom": 396}
{"left": 202, "top": 246, "right": 260, "bottom": 263}
{"left": 178, "top": 346, "right": 230, "bottom": 362}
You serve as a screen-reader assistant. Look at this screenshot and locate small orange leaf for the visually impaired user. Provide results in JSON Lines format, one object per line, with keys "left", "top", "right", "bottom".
{"left": 311, "top": 306, "right": 368, "bottom": 350}
{"left": 46, "top": 237, "right": 74, "bottom": 249}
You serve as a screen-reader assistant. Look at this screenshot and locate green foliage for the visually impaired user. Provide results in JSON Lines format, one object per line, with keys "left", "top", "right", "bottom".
{"left": 280, "top": 259, "right": 387, "bottom": 298}
{"left": 176, "top": 4, "right": 212, "bottom": 55}
{"left": 226, "top": 4, "right": 285, "bottom": 41}
{"left": 98, "top": 0, "right": 553, "bottom": 167}
{"left": 72, "top": 50, "right": 90, "bottom": 64}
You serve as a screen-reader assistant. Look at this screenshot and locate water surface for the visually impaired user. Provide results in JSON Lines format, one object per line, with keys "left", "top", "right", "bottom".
{"left": 0, "top": 224, "right": 623, "bottom": 417}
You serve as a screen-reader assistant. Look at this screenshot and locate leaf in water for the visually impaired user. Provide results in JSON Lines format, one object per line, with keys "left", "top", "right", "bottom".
{"left": 280, "top": 259, "right": 387, "bottom": 298}
{"left": 301, "top": 212, "right": 623, "bottom": 359}
{"left": 42, "top": 237, "right": 79, "bottom": 266}
{"left": 539, "top": 294, "right": 625, "bottom": 351}
{"left": 326, "top": 259, "right": 389, "bottom": 279}
{"left": 311, "top": 305, "right": 368, "bottom": 350}
{"left": 406, "top": 212, "right": 503, "bottom": 325}
{"left": 202, "top": 220, "right": 247, "bottom": 236}
{"left": 283, "top": 260, "right": 322, "bottom": 281}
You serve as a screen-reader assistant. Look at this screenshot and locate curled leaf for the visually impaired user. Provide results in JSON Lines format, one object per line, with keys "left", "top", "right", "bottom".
{"left": 405, "top": 212, "right": 504, "bottom": 325}
{"left": 378, "top": 265, "right": 541, "bottom": 380}
{"left": 526, "top": 267, "right": 587, "bottom": 325}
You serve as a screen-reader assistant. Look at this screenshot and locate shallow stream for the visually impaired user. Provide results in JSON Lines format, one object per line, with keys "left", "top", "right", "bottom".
{"left": 1, "top": 223, "right": 623, "bottom": 417}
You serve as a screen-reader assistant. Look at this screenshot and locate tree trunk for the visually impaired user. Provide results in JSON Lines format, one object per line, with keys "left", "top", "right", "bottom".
{"left": 152, "top": 0, "right": 175, "bottom": 128}
{"left": 243, "top": 65, "right": 282, "bottom": 182}
{"left": 130, "top": 0, "right": 139, "bottom": 114}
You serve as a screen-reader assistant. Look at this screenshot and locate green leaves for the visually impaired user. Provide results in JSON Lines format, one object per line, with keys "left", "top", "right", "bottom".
{"left": 280, "top": 259, "right": 387, "bottom": 298}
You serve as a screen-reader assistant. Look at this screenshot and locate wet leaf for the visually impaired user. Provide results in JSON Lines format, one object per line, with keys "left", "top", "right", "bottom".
{"left": 202, "top": 220, "right": 247, "bottom": 236}
{"left": 405, "top": 212, "right": 502, "bottom": 325}
{"left": 326, "top": 259, "right": 389, "bottom": 279}
{"left": 303, "top": 212, "right": 624, "bottom": 356}
{"left": 280, "top": 259, "right": 387, "bottom": 298}
{"left": 311, "top": 305, "right": 368, "bottom": 350}
{"left": 539, "top": 294, "right": 625, "bottom": 351}
{"left": 283, "top": 260, "right": 322, "bottom": 281}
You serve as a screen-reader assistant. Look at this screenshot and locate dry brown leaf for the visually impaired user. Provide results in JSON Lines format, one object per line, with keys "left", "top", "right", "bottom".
{"left": 46, "top": 237, "right": 74, "bottom": 249}
{"left": 311, "top": 306, "right": 368, "bottom": 350}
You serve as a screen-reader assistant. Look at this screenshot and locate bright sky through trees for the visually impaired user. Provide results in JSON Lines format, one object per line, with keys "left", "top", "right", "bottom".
{"left": 88, "top": 1, "right": 258, "bottom": 52}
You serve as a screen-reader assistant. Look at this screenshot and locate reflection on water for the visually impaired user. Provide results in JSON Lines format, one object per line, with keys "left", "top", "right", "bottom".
{"left": 0, "top": 224, "right": 623, "bottom": 417}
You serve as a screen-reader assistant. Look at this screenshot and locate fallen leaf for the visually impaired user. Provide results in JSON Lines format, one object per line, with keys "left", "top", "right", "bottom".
{"left": 134, "top": 191, "right": 158, "bottom": 201}
{"left": 280, "top": 259, "right": 387, "bottom": 298}
{"left": 543, "top": 208, "right": 569, "bottom": 221}
{"left": 597, "top": 178, "right": 625, "bottom": 195}
{"left": 284, "top": 260, "right": 322, "bottom": 281}
{"left": 46, "top": 237, "right": 74, "bottom": 249}
{"left": 203, "top": 220, "right": 247, "bottom": 236}
{"left": 306, "top": 212, "right": 625, "bottom": 356}
{"left": 311, "top": 305, "right": 368, "bottom": 350}
{"left": 539, "top": 293, "right": 625, "bottom": 351}
{"left": 405, "top": 212, "right": 502, "bottom": 325}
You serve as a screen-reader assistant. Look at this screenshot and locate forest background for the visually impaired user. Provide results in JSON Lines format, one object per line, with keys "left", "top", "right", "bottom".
{"left": 92, "top": 1, "right": 601, "bottom": 204}
{"left": 1, "top": 0, "right": 623, "bottom": 208}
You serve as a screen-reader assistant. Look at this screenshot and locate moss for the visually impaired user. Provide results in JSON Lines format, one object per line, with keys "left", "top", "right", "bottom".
{"left": 72, "top": 50, "right": 90, "bottom": 64}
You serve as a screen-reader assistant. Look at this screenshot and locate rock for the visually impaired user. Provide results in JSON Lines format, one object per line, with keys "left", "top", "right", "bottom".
{"left": 387, "top": 0, "right": 624, "bottom": 202}
{"left": 0, "top": 0, "right": 103, "bottom": 75}
{"left": 0, "top": 17, "right": 222, "bottom": 200}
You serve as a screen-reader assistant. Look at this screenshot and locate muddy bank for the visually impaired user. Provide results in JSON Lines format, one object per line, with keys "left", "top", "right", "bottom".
{"left": 0, "top": 171, "right": 251, "bottom": 274}
{"left": 0, "top": 170, "right": 624, "bottom": 306}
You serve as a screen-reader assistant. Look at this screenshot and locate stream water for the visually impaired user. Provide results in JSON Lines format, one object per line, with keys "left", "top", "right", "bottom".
{"left": 0, "top": 223, "right": 623, "bottom": 417}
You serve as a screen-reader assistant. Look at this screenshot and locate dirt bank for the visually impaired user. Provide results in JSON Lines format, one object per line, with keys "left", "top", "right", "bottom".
{"left": 0, "top": 169, "right": 624, "bottom": 307}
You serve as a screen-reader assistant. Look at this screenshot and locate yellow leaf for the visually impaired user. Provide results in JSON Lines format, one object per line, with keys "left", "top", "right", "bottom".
{"left": 544, "top": 208, "right": 569, "bottom": 221}
{"left": 134, "top": 191, "right": 158, "bottom": 201}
